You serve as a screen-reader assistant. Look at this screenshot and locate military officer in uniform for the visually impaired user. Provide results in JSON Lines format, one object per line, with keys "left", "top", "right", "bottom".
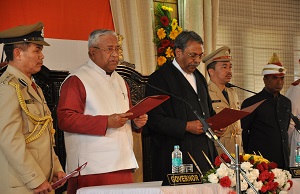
{"left": 202, "top": 46, "right": 243, "bottom": 154}
{"left": 0, "top": 22, "right": 66, "bottom": 194}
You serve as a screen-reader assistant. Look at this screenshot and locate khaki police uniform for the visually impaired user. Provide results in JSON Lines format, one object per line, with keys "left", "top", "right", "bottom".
{"left": 208, "top": 81, "right": 243, "bottom": 154}
{"left": 0, "top": 22, "right": 63, "bottom": 194}
{"left": 203, "top": 46, "right": 243, "bottom": 155}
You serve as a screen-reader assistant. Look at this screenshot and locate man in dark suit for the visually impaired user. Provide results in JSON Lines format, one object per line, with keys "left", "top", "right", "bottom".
{"left": 145, "top": 30, "right": 224, "bottom": 180}
{"left": 241, "top": 53, "right": 291, "bottom": 169}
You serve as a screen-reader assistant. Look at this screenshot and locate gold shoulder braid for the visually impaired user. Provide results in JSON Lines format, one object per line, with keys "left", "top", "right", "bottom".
{"left": 8, "top": 82, "right": 56, "bottom": 144}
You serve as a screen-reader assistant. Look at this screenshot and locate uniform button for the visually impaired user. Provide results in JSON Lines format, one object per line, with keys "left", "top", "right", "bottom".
{"left": 216, "top": 106, "right": 220, "bottom": 109}
{"left": 32, "top": 173, "right": 35, "bottom": 177}
{"left": 203, "top": 112, "right": 205, "bottom": 116}
{"left": 279, "top": 120, "right": 281, "bottom": 122}
{"left": 198, "top": 98, "right": 201, "bottom": 101}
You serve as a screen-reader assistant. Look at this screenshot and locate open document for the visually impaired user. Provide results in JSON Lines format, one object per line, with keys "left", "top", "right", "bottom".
{"left": 51, "top": 162, "right": 87, "bottom": 190}
{"left": 206, "top": 99, "right": 265, "bottom": 130}
{"left": 126, "top": 95, "right": 170, "bottom": 119}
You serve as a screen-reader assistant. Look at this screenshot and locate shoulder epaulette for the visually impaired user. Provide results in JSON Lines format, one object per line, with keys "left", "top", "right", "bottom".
{"left": 0, "top": 73, "right": 15, "bottom": 84}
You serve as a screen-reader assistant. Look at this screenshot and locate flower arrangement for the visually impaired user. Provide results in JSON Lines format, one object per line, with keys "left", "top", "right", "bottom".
{"left": 203, "top": 153, "right": 293, "bottom": 194}
{"left": 153, "top": 3, "right": 183, "bottom": 69}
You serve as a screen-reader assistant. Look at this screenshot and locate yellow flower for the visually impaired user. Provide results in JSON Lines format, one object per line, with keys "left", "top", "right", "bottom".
{"left": 169, "top": 29, "right": 179, "bottom": 40}
{"left": 157, "top": 28, "right": 166, "bottom": 40}
{"left": 165, "top": 47, "right": 174, "bottom": 58}
{"left": 177, "top": 26, "right": 183, "bottom": 33}
{"left": 157, "top": 56, "right": 167, "bottom": 66}
{"left": 162, "top": 5, "right": 173, "bottom": 12}
{"left": 171, "top": 19, "right": 178, "bottom": 30}
{"left": 243, "top": 154, "right": 251, "bottom": 161}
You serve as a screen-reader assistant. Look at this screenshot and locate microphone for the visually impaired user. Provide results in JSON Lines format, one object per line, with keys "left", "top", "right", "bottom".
{"left": 146, "top": 83, "right": 217, "bottom": 140}
{"left": 227, "top": 83, "right": 300, "bottom": 134}
{"left": 225, "top": 83, "right": 257, "bottom": 94}
{"left": 284, "top": 105, "right": 300, "bottom": 134}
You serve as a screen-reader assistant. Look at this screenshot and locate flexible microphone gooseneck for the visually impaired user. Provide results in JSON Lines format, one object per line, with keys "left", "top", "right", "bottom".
{"left": 225, "top": 83, "right": 257, "bottom": 94}
{"left": 226, "top": 82, "right": 300, "bottom": 133}
{"left": 146, "top": 82, "right": 259, "bottom": 194}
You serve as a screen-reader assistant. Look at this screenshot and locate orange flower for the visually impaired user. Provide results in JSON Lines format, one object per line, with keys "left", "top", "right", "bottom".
{"left": 157, "top": 28, "right": 166, "bottom": 40}
{"left": 169, "top": 30, "right": 179, "bottom": 40}
{"left": 165, "top": 47, "right": 174, "bottom": 58}
{"left": 157, "top": 56, "right": 167, "bottom": 66}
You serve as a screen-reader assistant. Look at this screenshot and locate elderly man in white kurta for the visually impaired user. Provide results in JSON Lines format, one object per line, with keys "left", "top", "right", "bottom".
{"left": 57, "top": 29, "right": 148, "bottom": 194}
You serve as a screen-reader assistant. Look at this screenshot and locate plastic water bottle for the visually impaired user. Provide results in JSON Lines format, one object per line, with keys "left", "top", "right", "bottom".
{"left": 172, "top": 145, "right": 183, "bottom": 173}
{"left": 295, "top": 142, "right": 300, "bottom": 167}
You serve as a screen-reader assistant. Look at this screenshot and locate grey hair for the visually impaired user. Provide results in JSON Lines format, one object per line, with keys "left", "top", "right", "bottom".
{"left": 87, "top": 29, "right": 117, "bottom": 48}
{"left": 173, "top": 30, "right": 204, "bottom": 57}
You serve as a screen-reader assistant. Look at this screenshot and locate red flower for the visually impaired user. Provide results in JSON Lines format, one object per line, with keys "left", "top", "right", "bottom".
{"left": 160, "top": 16, "right": 169, "bottom": 26}
{"left": 214, "top": 156, "right": 222, "bottom": 167}
{"left": 261, "top": 162, "right": 268, "bottom": 170}
{"left": 221, "top": 153, "right": 231, "bottom": 163}
{"left": 258, "top": 170, "right": 270, "bottom": 182}
{"left": 268, "top": 162, "right": 278, "bottom": 169}
{"left": 260, "top": 184, "right": 269, "bottom": 193}
{"left": 219, "top": 176, "right": 231, "bottom": 187}
{"left": 270, "top": 181, "right": 278, "bottom": 191}
{"left": 239, "top": 155, "right": 244, "bottom": 162}
{"left": 287, "top": 180, "right": 293, "bottom": 190}
{"left": 256, "top": 163, "right": 264, "bottom": 172}
{"left": 268, "top": 172, "right": 275, "bottom": 182}
{"left": 161, "top": 39, "right": 170, "bottom": 47}
{"left": 157, "top": 47, "right": 165, "bottom": 54}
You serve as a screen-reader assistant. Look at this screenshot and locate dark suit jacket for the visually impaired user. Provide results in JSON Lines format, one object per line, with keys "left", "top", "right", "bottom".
{"left": 144, "top": 61, "right": 217, "bottom": 180}
{"left": 241, "top": 88, "right": 291, "bottom": 169}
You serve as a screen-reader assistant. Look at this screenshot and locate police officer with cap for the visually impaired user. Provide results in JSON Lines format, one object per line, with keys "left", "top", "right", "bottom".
{"left": 241, "top": 53, "right": 291, "bottom": 169}
{"left": 0, "top": 22, "right": 66, "bottom": 194}
{"left": 202, "top": 46, "right": 243, "bottom": 155}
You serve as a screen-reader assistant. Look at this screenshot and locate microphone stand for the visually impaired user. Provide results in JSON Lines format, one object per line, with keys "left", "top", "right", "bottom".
{"left": 147, "top": 83, "right": 258, "bottom": 194}
{"left": 190, "top": 105, "right": 258, "bottom": 194}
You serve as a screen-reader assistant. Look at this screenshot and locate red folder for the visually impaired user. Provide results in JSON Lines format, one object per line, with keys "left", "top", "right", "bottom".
{"left": 126, "top": 95, "right": 170, "bottom": 119}
{"left": 206, "top": 100, "right": 265, "bottom": 130}
{"left": 51, "top": 162, "right": 87, "bottom": 190}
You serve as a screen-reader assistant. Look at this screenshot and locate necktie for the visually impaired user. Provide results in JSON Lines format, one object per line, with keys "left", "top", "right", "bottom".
{"left": 222, "top": 89, "right": 229, "bottom": 103}
{"left": 31, "top": 82, "right": 38, "bottom": 92}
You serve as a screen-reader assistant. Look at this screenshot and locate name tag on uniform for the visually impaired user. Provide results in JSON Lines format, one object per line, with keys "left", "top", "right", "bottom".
{"left": 25, "top": 99, "right": 35, "bottom": 104}
{"left": 212, "top": 100, "right": 221, "bottom": 103}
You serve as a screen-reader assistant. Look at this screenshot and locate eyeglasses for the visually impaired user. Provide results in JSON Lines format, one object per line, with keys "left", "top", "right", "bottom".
{"left": 186, "top": 52, "right": 204, "bottom": 60}
{"left": 93, "top": 46, "right": 121, "bottom": 54}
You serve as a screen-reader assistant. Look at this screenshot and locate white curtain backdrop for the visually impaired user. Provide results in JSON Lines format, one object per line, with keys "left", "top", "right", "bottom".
{"left": 178, "top": 0, "right": 219, "bottom": 78}
{"left": 110, "top": 0, "right": 156, "bottom": 75}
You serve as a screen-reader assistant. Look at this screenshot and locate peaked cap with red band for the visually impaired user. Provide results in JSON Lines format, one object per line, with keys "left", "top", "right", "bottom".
{"left": 202, "top": 46, "right": 232, "bottom": 69}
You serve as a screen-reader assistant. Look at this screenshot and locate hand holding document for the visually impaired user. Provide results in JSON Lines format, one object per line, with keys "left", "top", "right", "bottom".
{"left": 126, "top": 95, "right": 170, "bottom": 119}
{"left": 51, "top": 162, "right": 87, "bottom": 190}
{"left": 206, "top": 99, "right": 265, "bottom": 130}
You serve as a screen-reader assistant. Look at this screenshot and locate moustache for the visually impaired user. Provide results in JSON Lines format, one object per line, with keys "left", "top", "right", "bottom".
{"left": 188, "top": 63, "right": 200, "bottom": 67}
